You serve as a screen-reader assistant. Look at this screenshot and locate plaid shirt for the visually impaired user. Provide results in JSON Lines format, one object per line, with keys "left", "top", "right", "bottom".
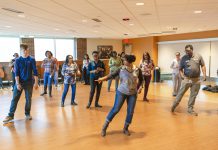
{"left": 41, "top": 58, "right": 56, "bottom": 73}
{"left": 61, "top": 62, "right": 78, "bottom": 84}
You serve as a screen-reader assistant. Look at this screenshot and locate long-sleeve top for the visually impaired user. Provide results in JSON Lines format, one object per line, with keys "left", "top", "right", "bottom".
{"left": 41, "top": 58, "right": 56, "bottom": 74}
{"left": 170, "top": 59, "right": 180, "bottom": 74}
{"left": 82, "top": 59, "right": 90, "bottom": 69}
{"left": 109, "top": 57, "right": 122, "bottom": 73}
{"left": 139, "top": 59, "right": 154, "bottom": 76}
{"left": 14, "top": 56, "right": 38, "bottom": 83}
{"left": 61, "top": 62, "right": 78, "bottom": 84}
{"left": 88, "top": 60, "right": 105, "bottom": 79}
{"left": 107, "top": 66, "right": 143, "bottom": 95}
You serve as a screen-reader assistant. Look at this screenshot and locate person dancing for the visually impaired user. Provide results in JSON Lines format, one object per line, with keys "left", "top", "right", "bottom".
{"left": 95, "top": 54, "right": 143, "bottom": 137}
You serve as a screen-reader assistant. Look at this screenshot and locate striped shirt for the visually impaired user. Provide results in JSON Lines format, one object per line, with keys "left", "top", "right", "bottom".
{"left": 41, "top": 58, "right": 56, "bottom": 73}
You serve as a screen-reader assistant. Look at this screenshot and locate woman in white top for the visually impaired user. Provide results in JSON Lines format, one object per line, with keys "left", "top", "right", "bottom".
{"left": 170, "top": 52, "right": 181, "bottom": 96}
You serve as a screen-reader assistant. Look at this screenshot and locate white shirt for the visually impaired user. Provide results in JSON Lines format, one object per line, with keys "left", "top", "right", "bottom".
{"left": 170, "top": 59, "right": 180, "bottom": 74}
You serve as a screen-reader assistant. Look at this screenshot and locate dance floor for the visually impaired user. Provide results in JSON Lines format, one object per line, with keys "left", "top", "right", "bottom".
{"left": 0, "top": 81, "right": 218, "bottom": 150}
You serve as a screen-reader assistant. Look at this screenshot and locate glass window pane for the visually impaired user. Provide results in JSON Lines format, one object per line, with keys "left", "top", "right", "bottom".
{"left": 34, "top": 38, "right": 55, "bottom": 61}
{"left": 55, "top": 39, "right": 76, "bottom": 61}
{"left": 0, "top": 37, "right": 20, "bottom": 62}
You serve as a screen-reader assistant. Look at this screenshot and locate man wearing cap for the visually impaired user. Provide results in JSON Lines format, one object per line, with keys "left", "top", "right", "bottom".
{"left": 171, "top": 45, "right": 206, "bottom": 116}
{"left": 170, "top": 52, "right": 182, "bottom": 96}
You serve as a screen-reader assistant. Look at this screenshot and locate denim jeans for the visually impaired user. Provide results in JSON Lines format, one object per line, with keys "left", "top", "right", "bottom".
{"left": 12, "top": 71, "right": 16, "bottom": 89}
{"left": 0, "top": 78, "right": 3, "bottom": 88}
{"left": 61, "top": 84, "right": 76, "bottom": 104}
{"left": 43, "top": 72, "right": 53, "bottom": 86}
{"left": 106, "top": 90, "right": 137, "bottom": 124}
{"left": 8, "top": 82, "right": 33, "bottom": 117}
{"left": 88, "top": 78, "right": 102, "bottom": 105}
{"left": 143, "top": 75, "right": 151, "bottom": 99}
{"left": 108, "top": 76, "right": 119, "bottom": 91}
{"left": 82, "top": 68, "right": 89, "bottom": 84}
{"left": 53, "top": 71, "right": 58, "bottom": 86}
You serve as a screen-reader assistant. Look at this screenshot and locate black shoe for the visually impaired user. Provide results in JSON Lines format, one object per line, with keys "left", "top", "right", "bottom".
{"left": 86, "top": 102, "right": 91, "bottom": 109}
{"left": 123, "top": 123, "right": 131, "bottom": 136}
{"left": 95, "top": 104, "right": 102, "bottom": 108}
{"left": 171, "top": 105, "right": 177, "bottom": 112}
{"left": 49, "top": 86, "right": 52, "bottom": 97}
{"left": 61, "top": 103, "right": 64, "bottom": 107}
{"left": 101, "top": 121, "right": 109, "bottom": 137}
{"left": 143, "top": 98, "right": 149, "bottom": 102}
{"left": 40, "top": 92, "right": 47, "bottom": 96}
{"left": 123, "top": 129, "right": 131, "bottom": 136}
{"left": 71, "top": 102, "right": 78, "bottom": 106}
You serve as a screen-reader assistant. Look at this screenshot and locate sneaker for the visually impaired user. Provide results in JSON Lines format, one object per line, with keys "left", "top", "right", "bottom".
{"left": 25, "top": 115, "right": 32, "bottom": 120}
{"left": 3, "top": 116, "right": 14, "bottom": 123}
{"left": 188, "top": 110, "right": 198, "bottom": 116}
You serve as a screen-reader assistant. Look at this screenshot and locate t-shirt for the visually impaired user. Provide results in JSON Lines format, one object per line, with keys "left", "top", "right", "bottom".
{"left": 180, "top": 53, "right": 205, "bottom": 78}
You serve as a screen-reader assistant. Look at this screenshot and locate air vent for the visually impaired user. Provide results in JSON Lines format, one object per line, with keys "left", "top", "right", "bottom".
{"left": 2, "top": 8, "right": 24, "bottom": 14}
{"left": 150, "top": 32, "right": 162, "bottom": 35}
{"left": 92, "top": 18, "right": 102, "bottom": 22}
{"left": 140, "top": 13, "right": 152, "bottom": 16}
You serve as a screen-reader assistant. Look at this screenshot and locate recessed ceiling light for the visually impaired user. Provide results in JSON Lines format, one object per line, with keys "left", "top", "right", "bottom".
{"left": 93, "top": 31, "right": 98, "bottom": 33}
{"left": 18, "top": 14, "right": 25, "bottom": 18}
{"left": 82, "top": 19, "right": 87, "bottom": 23}
{"left": 129, "top": 23, "right": 134, "bottom": 26}
{"left": 5, "top": 26, "right": 12, "bottom": 28}
{"left": 198, "top": 28, "right": 202, "bottom": 31}
{"left": 136, "top": 2, "right": 144, "bottom": 6}
{"left": 54, "top": 28, "right": 59, "bottom": 31}
{"left": 194, "top": 10, "right": 202, "bottom": 14}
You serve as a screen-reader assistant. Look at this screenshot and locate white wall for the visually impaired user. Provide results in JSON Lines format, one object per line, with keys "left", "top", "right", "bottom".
{"left": 87, "top": 38, "right": 122, "bottom": 58}
{"left": 158, "top": 39, "right": 218, "bottom": 78}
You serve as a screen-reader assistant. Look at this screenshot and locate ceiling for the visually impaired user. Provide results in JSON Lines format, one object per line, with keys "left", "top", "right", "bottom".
{"left": 0, "top": 0, "right": 218, "bottom": 39}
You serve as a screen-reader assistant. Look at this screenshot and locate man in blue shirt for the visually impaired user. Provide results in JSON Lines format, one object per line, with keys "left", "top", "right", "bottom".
{"left": 3, "top": 44, "right": 39, "bottom": 123}
{"left": 86, "top": 51, "right": 105, "bottom": 109}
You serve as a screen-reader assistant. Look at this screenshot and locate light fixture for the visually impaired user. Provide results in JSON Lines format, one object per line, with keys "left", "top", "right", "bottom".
{"left": 194, "top": 10, "right": 202, "bottom": 14}
{"left": 5, "top": 26, "right": 12, "bottom": 28}
{"left": 136, "top": 2, "right": 144, "bottom": 6}
{"left": 129, "top": 23, "right": 134, "bottom": 26}
{"left": 82, "top": 19, "right": 87, "bottom": 23}
{"left": 18, "top": 14, "right": 25, "bottom": 18}
{"left": 93, "top": 30, "right": 98, "bottom": 33}
{"left": 54, "top": 28, "right": 59, "bottom": 31}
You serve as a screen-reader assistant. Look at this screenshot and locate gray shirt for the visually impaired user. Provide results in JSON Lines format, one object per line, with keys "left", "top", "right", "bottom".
{"left": 107, "top": 66, "right": 143, "bottom": 95}
{"left": 180, "top": 53, "right": 205, "bottom": 78}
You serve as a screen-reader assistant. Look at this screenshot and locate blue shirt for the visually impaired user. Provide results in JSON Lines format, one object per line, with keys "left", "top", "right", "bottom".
{"left": 88, "top": 60, "right": 105, "bottom": 79}
{"left": 15, "top": 56, "right": 38, "bottom": 83}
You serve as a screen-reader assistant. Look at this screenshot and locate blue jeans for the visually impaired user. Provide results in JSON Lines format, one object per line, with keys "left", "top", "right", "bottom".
{"left": 8, "top": 82, "right": 33, "bottom": 117}
{"left": 12, "top": 71, "right": 16, "bottom": 89}
{"left": 0, "top": 78, "right": 3, "bottom": 88}
{"left": 82, "top": 68, "right": 90, "bottom": 84}
{"left": 107, "top": 90, "right": 137, "bottom": 124}
{"left": 61, "top": 84, "right": 76, "bottom": 104}
{"left": 53, "top": 71, "right": 58, "bottom": 86}
{"left": 43, "top": 72, "right": 53, "bottom": 86}
{"left": 108, "top": 76, "right": 119, "bottom": 91}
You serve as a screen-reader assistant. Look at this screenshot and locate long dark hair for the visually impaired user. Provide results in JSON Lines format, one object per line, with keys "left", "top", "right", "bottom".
{"left": 83, "top": 54, "right": 90, "bottom": 60}
{"left": 142, "top": 52, "right": 151, "bottom": 62}
{"left": 65, "top": 55, "right": 73, "bottom": 64}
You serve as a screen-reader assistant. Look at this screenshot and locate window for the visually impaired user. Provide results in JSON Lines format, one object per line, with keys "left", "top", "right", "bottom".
{"left": 34, "top": 38, "right": 76, "bottom": 61}
{"left": 34, "top": 38, "right": 55, "bottom": 61}
{"left": 55, "top": 39, "right": 76, "bottom": 61}
{"left": 0, "top": 37, "right": 20, "bottom": 62}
